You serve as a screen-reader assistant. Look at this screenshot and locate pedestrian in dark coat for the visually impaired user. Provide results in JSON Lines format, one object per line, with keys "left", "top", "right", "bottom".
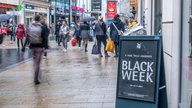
{"left": 55, "top": 21, "right": 61, "bottom": 46}
{"left": 79, "top": 21, "right": 90, "bottom": 52}
{"left": 15, "top": 23, "right": 25, "bottom": 49}
{"left": 73, "top": 22, "right": 81, "bottom": 47}
{"left": 27, "top": 15, "right": 48, "bottom": 85}
{"left": 40, "top": 16, "right": 50, "bottom": 58}
{"left": 110, "top": 14, "right": 125, "bottom": 57}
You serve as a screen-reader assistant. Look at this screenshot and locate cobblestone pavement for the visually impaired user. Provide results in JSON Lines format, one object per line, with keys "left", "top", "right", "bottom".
{"left": 0, "top": 37, "right": 118, "bottom": 108}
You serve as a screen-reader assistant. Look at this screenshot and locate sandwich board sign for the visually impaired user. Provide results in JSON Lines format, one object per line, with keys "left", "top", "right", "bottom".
{"left": 116, "top": 36, "right": 167, "bottom": 108}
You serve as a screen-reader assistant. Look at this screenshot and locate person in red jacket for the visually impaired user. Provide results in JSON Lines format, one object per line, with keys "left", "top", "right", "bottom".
{"left": 15, "top": 24, "right": 25, "bottom": 49}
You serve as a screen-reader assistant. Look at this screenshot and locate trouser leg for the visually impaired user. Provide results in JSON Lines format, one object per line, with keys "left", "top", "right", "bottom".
{"left": 32, "top": 48, "right": 43, "bottom": 82}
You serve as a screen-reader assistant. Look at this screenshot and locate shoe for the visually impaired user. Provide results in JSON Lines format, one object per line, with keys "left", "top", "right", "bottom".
{"left": 63, "top": 49, "right": 67, "bottom": 52}
{"left": 21, "top": 48, "right": 25, "bottom": 52}
{"left": 114, "top": 55, "right": 118, "bottom": 57}
{"left": 105, "top": 53, "right": 110, "bottom": 57}
{"left": 99, "top": 53, "right": 103, "bottom": 57}
{"left": 34, "top": 80, "right": 40, "bottom": 85}
{"left": 43, "top": 56, "right": 47, "bottom": 59}
{"left": 189, "top": 55, "right": 192, "bottom": 58}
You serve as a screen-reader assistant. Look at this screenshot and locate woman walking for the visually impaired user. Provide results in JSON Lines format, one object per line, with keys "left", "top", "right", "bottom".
{"left": 110, "top": 14, "right": 125, "bottom": 57}
{"left": 79, "top": 21, "right": 90, "bottom": 52}
{"left": 59, "top": 20, "right": 70, "bottom": 52}
{"left": 95, "top": 16, "right": 109, "bottom": 57}
{"left": 55, "top": 21, "right": 61, "bottom": 46}
{"left": 15, "top": 23, "right": 25, "bottom": 49}
{"left": 73, "top": 22, "right": 81, "bottom": 47}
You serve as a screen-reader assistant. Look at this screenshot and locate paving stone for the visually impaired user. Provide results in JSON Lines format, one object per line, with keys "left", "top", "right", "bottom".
{"left": 0, "top": 40, "right": 117, "bottom": 108}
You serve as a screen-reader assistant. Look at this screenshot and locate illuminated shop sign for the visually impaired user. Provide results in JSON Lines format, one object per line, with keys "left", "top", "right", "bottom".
{"left": 0, "top": 4, "right": 13, "bottom": 9}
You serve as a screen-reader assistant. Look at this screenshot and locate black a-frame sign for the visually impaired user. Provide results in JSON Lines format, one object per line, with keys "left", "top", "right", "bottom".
{"left": 116, "top": 36, "right": 168, "bottom": 108}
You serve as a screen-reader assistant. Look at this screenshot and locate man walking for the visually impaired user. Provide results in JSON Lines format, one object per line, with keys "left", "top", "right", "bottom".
{"left": 40, "top": 16, "right": 50, "bottom": 59}
{"left": 26, "top": 15, "right": 48, "bottom": 84}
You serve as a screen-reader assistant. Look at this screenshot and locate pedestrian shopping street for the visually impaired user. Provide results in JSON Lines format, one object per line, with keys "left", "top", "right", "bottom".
{"left": 0, "top": 39, "right": 118, "bottom": 108}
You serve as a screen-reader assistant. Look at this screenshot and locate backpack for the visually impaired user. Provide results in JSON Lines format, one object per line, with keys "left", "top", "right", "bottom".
{"left": 27, "top": 24, "right": 43, "bottom": 44}
{"left": 8, "top": 26, "right": 13, "bottom": 32}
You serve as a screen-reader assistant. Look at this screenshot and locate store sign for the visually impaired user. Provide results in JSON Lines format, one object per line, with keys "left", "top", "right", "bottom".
{"left": 117, "top": 36, "right": 160, "bottom": 102}
{"left": 25, "top": 4, "right": 34, "bottom": 9}
{"left": 72, "top": 6, "right": 84, "bottom": 12}
{"left": 116, "top": 36, "right": 167, "bottom": 108}
{"left": 80, "top": 8, "right": 84, "bottom": 12}
{"left": 107, "top": 1, "right": 116, "bottom": 18}
{"left": 17, "top": 5, "right": 23, "bottom": 11}
{"left": 91, "top": 0, "right": 101, "bottom": 11}
{"left": 6, "top": 11, "right": 22, "bottom": 16}
{"left": 71, "top": 6, "right": 77, "bottom": 10}
{"left": 0, "top": 4, "right": 13, "bottom": 9}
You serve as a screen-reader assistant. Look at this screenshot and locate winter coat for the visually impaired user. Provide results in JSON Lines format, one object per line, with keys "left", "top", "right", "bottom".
{"left": 79, "top": 23, "right": 90, "bottom": 39}
{"left": 55, "top": 24, "right": 61, "bottom": 36}
{"left": 110, "top": 18, "right": 125, "bottom": 42}
{"left": 42, "top": 22, "right": 50, "bottom": 37}
{"left": 59, "top": 25, "right": 70, "bottom": 38}
{"left": 15, "top": 24, "right": 25, "bottom": 39}
{"left": 95, "top": 21, "right": 107, "bottom": 36}
{"left": 73, "top": 25, "right": 80, "bottom": 37}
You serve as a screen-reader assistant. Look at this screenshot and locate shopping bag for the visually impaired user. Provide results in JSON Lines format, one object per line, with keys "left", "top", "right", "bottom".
{"left": 105, "top": 39, "right": 114, "bottom": 53}
{"left": 71, "top": 37, "right": 76, "bottom": 46}
{"left": 91, "top": 43, "right": 99, "bottom": 54}
{"left": 89, "top": 35, "right": 94, "bottom": 42}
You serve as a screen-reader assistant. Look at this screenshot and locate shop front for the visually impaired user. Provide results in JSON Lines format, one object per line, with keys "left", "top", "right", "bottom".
{"left": 0, "top": 3, "right": 18, "bottom": 27}
{"left": 180, "top": 0, "right": 192, "bottom": 108}
{"left": 50, "top": 0, "right": 71, "bottom": 24}
{"left": 22, "top": 1, "right": 50, "bottom": 27}
{"left": 71, "top": 5, "right": 84, "bottom": 23}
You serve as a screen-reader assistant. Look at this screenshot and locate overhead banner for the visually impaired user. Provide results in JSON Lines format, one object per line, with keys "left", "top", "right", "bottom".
{"left": 107, "top": 1, "right": 117, "bottom": 18}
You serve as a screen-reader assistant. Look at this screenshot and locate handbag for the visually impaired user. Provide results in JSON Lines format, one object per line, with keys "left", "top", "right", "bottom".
{"left": 112, "top": 22, "right": 123, "bottom": 35}
{"left": 105, "top": 39, "right": 114, "bottom": 53}
{"left": 91, "top": 41, "right": 99, "bottom": 55}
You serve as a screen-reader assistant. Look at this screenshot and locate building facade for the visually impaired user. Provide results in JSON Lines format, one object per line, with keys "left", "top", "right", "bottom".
{"left": 20, "top": 0, "right": 50, "bottom": 27}
{"left": 142, "top": 0, "right": 192, "bottom": 108}
{"left": 0, "top": 0, "right": 19, "bottom": 26}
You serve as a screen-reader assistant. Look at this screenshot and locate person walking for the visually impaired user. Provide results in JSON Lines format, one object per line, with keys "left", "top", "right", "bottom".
{"left": 79, "top": 21, "right": 90, "bottom": 52}
{"left": 95, "top": 16, "right": 109, "bottom": 57}
{"left": 7, "top": 22, "right": 15, "bottom": 42}
{"left": 73, "top": 22, "right": 81, "bottom": 47}
{"left": 55, "top": 21, "right": 61, "bottom": 46}
{"left": 59, "top": 20, "right": 70, "bottom": 52}
{"left": 14, "top": 23, "right": 25, "bottom": 49}
{"left": 26, "top": 15, "right": 48, "bottom": 84}
{"left": 40, "top": 16, "right": 50, "bottom": 58}
{"left": 50, "top": 23, "right": 54, "bottom": 38}
{"left": 110, "top": 14, "right": 125, "bottom": 57}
